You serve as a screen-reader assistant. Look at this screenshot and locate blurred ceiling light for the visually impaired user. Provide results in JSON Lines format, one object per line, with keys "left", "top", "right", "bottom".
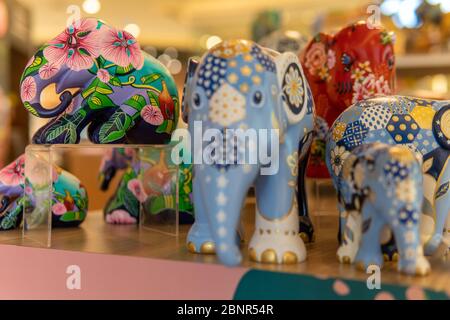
{"left": 168, "top": 59, "right": 182, "bottom": 75}
{"left": 382, "top": 0, "right": 422, "bottom": 28}
{"left": 206, "top": 36, "right": 222, "bottom": 49}
{"left": 432, "top": 74, "right": 448, "bottom": 94}
{"left": 124, "top": 23, "right": 141, "bottom": 38}
{"left": 158, "top": 54, "right": 171, "bottom": 66}
{"left": 380, "top": 0, "right": 401, "bottom": 15}
{"left": 82, "top": 0, "right": 101, "bottom": 14}
{"left": 144, "top": 46, "right": 157, "bottom": 57}
{"left": 164, "top": 47, "right": 178, "bottom": 59}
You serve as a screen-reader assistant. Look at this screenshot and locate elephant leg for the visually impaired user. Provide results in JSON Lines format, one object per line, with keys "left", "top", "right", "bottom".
{"left": 297, "top": 150, "right": 314, "bottom": 243}
{"left": 186, "top": 174, "right": 216, "bottom": 254}
{"left": 337, "top": 209, "right": 362, "bottom": 264}
{"left": 249, "top": 144, "right": 306, "bottom": 264}
{"left": 89, "top": 101, "right": 140, "bottom": 144}
{"left": 392, "top": 223, "right": 430, "bottom": 276}
{"left": 425, "top": 162, "right": 450, "bottom": 255}
{"left": 354, "top": 201, "right": 385, "bottom": 270}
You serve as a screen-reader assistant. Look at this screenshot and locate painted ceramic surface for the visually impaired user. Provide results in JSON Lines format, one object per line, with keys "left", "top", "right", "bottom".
{"left": 99, "top": 148, "right": 194, "bottom": 224}
{"left": 326, "top": 96, "right": 450, "bottom": 258}
{"left": 20, "top": 18, "right": 178, "bottom": 144}
{"left": 302, "top": 21, "right": 396, "bottom": 178}
{"left": 183, "top": 40, "right": 315, "bottom": 266}
{"left": 0, "top": 154, "right": 87, "bottom": 230}
{"left": 335, "top": 143, "right": 429, "bottom": 276}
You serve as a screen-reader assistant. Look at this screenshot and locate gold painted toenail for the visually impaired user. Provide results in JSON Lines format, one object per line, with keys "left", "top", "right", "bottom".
{"left": 261, "top": 249, "right": 278, "bottom": 264}
{"left": 200, "top": 242, "right": 216, "bottom": 254}
{"left": 415, "top": 266, "right": 430, "bottom": 277}
{"left": 187, "top": 242, "right": 196, "bottom": 253}
{"left": 342, "top": 256, "right": 351, "bottom": 264}
{"left": 356, "top": 261, "right": 366, "bottom": 271}
{"left": 282, "top": 251, "right": 298, "bottom": 264}
{"left": 299, "top": 232, "right": 309, "bottom": 243}
{"left": 248, "top": 248, "right": 257, "bottom": 262}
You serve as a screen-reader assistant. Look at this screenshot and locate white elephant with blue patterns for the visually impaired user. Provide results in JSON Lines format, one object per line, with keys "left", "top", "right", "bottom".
{"left": 336, "top": 143, "right": 430, "bottom": 276}
{"left": 326, "top": 96, "right": 450, "bottom": 260}
{"left": 181, "top": 40, "right": 315, "bottom": 266}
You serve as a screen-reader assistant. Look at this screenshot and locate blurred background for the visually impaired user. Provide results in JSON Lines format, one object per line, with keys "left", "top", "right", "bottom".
{"left": 0, "top": 0, "right": 449, "bottom": 209}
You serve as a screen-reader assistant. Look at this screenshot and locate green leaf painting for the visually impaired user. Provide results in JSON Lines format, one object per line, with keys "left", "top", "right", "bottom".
{"left": 141, "top": 73, "right": 161, "bottom": 85}
{"left": 98, "top": 110, "right": 134, "bottom": 143}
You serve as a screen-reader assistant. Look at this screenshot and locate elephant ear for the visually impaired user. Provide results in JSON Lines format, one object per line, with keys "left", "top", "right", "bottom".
{"left": 433, "top": 103, "right": 450, "bottom": 150}
{"left": 274, "top": 51, "right": 308, "bottom": 124}
{"left": 181, "top": 57, "right": 199, "bottom": 123}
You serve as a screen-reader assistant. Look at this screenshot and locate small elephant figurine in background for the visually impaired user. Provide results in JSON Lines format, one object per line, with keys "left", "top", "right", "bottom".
{"left": 327, "top": 96, "right": 450, "bottom": 258}
{"left": 20, "top": 18, "right": 179, "bottom": 144}
{"left": 0, "top": 154, "right": 88, "bottom": 230}
{"left": 258, "top": 30, "right": 308, "bottom": 55}
{"left": 335, "top": 143, "right": 430, "bottom": 276}
{"left": 302, "top": 21, "right": 396, "bottom": 178}
{"left": 182, "top": 39, "right": 315, "bottom": 266}
{"left": 99, "top": 148, "right": 194, "bottom": 224}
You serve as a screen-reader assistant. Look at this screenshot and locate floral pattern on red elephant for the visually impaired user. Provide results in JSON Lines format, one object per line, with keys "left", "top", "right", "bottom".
{"left": 301, "top": 21, "right": 396, "bottom": 178}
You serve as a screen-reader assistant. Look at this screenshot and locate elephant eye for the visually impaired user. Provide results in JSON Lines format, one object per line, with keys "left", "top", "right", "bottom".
{"left": 192, "top": 92, "right": 202, "bottom": 110}
{"left": 251, "top": 90, "right": 264, "bottom": 108}
{"left": 341, "top": 53, "right": 353, "bottom": 72}
{"left": 387, "top": 55, "right": 395, "bottom": 70}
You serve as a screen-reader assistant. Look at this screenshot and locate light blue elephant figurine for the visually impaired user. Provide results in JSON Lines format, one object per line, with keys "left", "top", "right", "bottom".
{"left": 335, "top": 142, "right": 430, "bottom": 276}
{"left": 181, "top": 40, "right": 315, "bottom": 266}
{"left": 326, "top": 96, "right": 450, "bottom": 259}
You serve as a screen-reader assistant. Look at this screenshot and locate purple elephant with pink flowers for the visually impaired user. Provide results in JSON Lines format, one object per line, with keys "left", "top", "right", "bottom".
{"left": 20, "top": 18, "right": 179, "bottom": 145}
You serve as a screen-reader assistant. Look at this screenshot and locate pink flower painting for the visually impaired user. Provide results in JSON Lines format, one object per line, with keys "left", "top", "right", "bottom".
{"left": 52, "top": 202, "right": 67, "bottom": 216}
{"left": 141, "top": 105, "right": 164, "bottom": 125}
{"left": 127, "top": 178, "right": 147, "bottom": 203}
{"left": 38, "top": 62, "right": 60, "bottom": 80}
{"left": 97, "top": 68, "right": 111, "bottom": 83}
{"left": 43, "top": 18, "right": 101, "bottom": 71}
{"left": 0, "top": 156, "right": 25, "bottom": 186}
{"left": 100, "top": 29, "right": 143, "bottom": 69}
{"left": 106, "top": 209, "right": 137, "bottom": 224}
{"left": 20, "top": 76, "right": 37, "bottom": 102}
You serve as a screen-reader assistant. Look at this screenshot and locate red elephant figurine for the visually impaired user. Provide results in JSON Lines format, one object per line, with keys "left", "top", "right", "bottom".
{"left": 301, "top": 21, "right": 396, "bottom": 178}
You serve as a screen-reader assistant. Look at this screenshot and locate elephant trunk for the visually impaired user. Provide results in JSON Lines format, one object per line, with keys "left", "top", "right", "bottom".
{"left": 29, "top": 90, "right": 75, "bottom": 118}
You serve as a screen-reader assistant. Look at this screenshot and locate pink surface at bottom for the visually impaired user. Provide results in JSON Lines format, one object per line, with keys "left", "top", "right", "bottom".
{"left": 0, "top": 244, "right": 248, "bottom": 299}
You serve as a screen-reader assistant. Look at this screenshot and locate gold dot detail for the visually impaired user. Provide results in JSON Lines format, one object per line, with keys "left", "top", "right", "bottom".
{"left": 395, "top": 134, "right": 402, "bottom": 142}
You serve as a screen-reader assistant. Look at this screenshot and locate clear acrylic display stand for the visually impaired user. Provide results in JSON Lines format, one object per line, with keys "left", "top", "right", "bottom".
{"left": 306, "top": 178, "right": 338, "bottom": 215}
{"left": 23, "top": 144, "right": 179, "bottom": 248}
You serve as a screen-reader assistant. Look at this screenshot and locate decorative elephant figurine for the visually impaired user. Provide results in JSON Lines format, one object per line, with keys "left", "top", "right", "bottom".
{"left": 302, "top": 21, "right": 396, "bottom": 178}
{"left": 20, "top": 18, "right": 179, "bottom": 144}
{"left": 258, "top": 30, "right": 308, "bottom": 54}
{"left": 182, "top": 39, "right": 315, "bottom": 266}
{"left": 335, "top": 142, "right": 430, "bottom": 276}
{"left": 0, "top": 154, "right": 88, "bottom": 230}
{"left": 326, "top": 96, "right": 450, "bottom": 258}
{"left": 99, "top": 148, "right": 194, "bottom": 224}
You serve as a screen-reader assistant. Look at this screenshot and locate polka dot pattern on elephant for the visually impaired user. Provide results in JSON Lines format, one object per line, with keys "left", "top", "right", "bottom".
{"left": 386, "top": 115, "right": 420, "bottom": 143}
{"left": 197, "top": 54, "right": 227, "bottom": 98}
{"left": 360, "top": 105, "right": 392, "bottom": 130}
